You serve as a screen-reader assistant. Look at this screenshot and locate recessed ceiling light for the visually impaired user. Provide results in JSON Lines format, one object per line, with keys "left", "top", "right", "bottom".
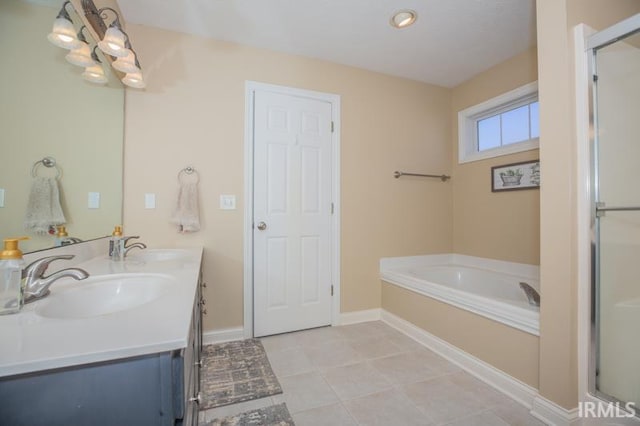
{"left": 390, "top": 9, "right": 417, "bottom": 29}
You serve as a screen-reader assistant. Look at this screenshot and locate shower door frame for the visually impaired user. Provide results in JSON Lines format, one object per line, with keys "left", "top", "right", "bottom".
{"left": 585, "top": 13, "right": 640, "bottom": 410}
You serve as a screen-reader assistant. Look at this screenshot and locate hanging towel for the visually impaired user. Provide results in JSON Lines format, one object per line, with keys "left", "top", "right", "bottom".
{"left": 171, "top": 181, "right": 201, "bottom": 233}
{"left": 23, "top": 177, "right": 66, "bottom": 234}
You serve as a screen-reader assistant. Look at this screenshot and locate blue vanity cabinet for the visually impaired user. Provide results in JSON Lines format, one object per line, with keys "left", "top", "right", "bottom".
{"left": 0, "top": 274, "right": 204, "bottom": 426}
{"left": 182, "top": 271, "right": 205, "bottom": 425}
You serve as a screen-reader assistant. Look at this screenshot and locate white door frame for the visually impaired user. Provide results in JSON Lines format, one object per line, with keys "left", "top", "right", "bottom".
{"left": 243, "top": 81, "right": 341, "bottom": 338}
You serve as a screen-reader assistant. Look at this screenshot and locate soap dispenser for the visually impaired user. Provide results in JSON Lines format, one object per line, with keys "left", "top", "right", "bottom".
{"left": 0, "top": 237, "right": 28, "bottom": 315}
{"left": 54, "top": 226, "right": 69, "bottom": 247}
{"left": 109, "top": 225, "right": 123, "bottom": 260}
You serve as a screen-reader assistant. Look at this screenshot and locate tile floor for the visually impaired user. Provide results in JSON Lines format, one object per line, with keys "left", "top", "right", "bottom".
{"left": 199, "top": 321, "right": 547, "bottom": 426}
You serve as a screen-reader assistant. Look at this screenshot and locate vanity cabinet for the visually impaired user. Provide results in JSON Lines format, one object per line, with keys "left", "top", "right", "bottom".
{"left": 0, "top": 273, "right": 204, "bottom": 426}
{"left": 181, "top": 270, "right": 204, "bottom": 425}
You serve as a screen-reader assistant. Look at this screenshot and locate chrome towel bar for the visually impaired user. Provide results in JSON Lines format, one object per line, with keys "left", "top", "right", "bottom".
{"left": 595, "top": 202, "right": 640, "bottom": 217}
{"left": 394, "top": 171, "right": 451, "bottom": 182}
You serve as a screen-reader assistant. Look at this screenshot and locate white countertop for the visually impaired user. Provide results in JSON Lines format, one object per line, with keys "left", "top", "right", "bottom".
{"left": 0, "top": 245, "right": 203, "bottom": 378}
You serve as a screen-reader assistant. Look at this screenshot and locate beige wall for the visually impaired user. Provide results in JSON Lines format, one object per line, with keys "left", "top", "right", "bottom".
{"left": 0, "top": 0, "right": 123, "bottom": 253}
{"left": 382, "top": 282, "right": 540, "bottom": 387}
{"left": 123, "top": 25, "right": 452, "bottom": 331}
{"left": 536, "top": 0, "right": 640, "bottom": 409}
{"left": 451, "top": 47, "right": 540, "bottom": 265}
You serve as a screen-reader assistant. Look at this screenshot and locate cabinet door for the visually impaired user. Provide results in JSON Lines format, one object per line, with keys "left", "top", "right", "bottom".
{"left": 182, "top": 269, "right": 204, "bottom": 426}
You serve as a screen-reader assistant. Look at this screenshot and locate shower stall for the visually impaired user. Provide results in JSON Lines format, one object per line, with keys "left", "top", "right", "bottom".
{"left": 588, "top": 14, "right": 640, "bottom": 414}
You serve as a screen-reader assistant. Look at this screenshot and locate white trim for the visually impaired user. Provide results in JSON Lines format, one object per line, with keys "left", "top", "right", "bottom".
{"left": 380, "top": 309, "right": 579, "bottom": 426}
{"left": 339, "top": 309, "right": 381, "bottom": 325}
{"left": 587, "top": 13, "right": 640, "bottom": 50}
{"left": 458, "top": 81, "right": 539, "bottom": 164}
{"left": 203, "top": 327, "right": 245, "bottom": 345}
{"left": 243, "top": 81, "right": 341, "bottom": 338}
{"left": 531, "top": 397, "right": 580, "bottom": 426}
{"left": 243, "top": 82, "right": 255, "bottom": 340}
{"left": 574, "top": 23, "right": 595, "bottom": 408}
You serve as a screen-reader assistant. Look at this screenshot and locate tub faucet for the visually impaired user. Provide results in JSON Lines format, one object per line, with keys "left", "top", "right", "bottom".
{"left": 122, "top": 236, "right": 147, "bottom": 257}
{"left": 519, "top": 282, "right": 540, "bottom": 307}
{"left": 23, "top": 255, "right": 89, "bottom": 304}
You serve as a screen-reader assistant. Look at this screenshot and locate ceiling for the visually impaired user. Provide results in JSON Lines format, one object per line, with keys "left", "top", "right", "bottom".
{"left": 118, "top": 0, "right": 537, "bottom": 88}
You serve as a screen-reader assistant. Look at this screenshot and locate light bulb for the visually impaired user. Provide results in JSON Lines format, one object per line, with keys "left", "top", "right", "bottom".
{"left": 113, "top": 49, "right": 140, "bottom": 74}
{"left": 390, "top": 10, "right": 417, "bottom": 29}
{"left": 122, "top": 72, "right": 146, "bottom": 89}
{"left": 66, "top": 43, "right": 95, "bottom": 67}
{"left": 98, "top": 26, "right": 128, "bottom": 57}
{"left": 82, "top": 65, "right": 108, "bottom": 84}
{"left": 47, "top": 18, "right": 81, "bottom": 49}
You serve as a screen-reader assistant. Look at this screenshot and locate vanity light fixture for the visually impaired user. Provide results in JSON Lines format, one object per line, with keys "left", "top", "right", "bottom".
{"left": 65, "top": 27, "right": 96, "bottom": 68}
{"left": 48, "top": 0, "right": 146, "bottom": 89}
{"left": 390, "top": 9, "right": 418, "bottom": 29}
{"left": 89, "top": 4, "right": 146, "bottom": 89}
{"left": 47, "top": 1, "right": 81, "bottom": 49}
{"left": 112, "top": 48, "right": 141, "bottom": 74}
{"left": 97, "top": 16, "right": 128, "bottom": 58}
{"left": 81, "top": 47, "right": 108, "bottom": 85}
{"left": 121, "top": 71, "right": 146, "bottom": 89}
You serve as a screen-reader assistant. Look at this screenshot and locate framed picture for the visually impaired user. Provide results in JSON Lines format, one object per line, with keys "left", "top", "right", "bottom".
{"left": 491, "top": 160, "right": 540, "bottom": 192}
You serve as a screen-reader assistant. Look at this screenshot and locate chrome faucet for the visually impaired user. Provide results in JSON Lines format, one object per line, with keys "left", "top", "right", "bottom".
{"left": 519, "top": 282, "right": 540, "bottom": 307}
{"left": 23, "top": 255, "right": 89, "bottom": 303}
{"left": 122, "top": 236, "right": 147, "bottom": 257}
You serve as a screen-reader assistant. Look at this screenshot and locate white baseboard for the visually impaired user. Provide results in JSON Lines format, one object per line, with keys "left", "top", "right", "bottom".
{"left": 338, "top": 308, "right": 381, "bottom": 325}
{"left": 203, "top": 327, "right": 245, "bottom": 345}
{"left": 531, "top": 397, "right": 580, "bottom": 426}
{"left": 380, "top": 309, "right": 579, "bottom": 426}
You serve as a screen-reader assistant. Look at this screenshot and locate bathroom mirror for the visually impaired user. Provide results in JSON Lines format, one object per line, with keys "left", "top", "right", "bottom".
{"left": 0, "top": 0, "right": 124, "bottom": 253}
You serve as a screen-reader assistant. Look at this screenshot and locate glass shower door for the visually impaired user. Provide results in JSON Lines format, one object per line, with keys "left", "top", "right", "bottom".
{"left": 592, "top": 27, "right": 640, "bottom": 409}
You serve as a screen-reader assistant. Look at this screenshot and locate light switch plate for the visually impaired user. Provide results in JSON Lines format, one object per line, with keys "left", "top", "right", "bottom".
{"left": 220, "top": 195, "right": 236, "bottom": 210}
{"left": 0, "top": 188, "right": 4, "bottom": 208}
{"left": 88, "top": 192, "right": 100, "bottom": 209}
{"left": 145, "top": 193, "right": 156, "bottom": 209}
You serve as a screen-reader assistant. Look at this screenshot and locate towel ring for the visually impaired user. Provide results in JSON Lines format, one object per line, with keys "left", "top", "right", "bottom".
{"left": 31, "top": 156, "right": 62, "bottom": 179}
{"left": 178, "top": 166, "right": 200, "bottom": 184}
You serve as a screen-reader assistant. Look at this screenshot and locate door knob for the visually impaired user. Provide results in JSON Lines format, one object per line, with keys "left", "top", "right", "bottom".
{"left": 257, "top": 222, "right": 267, "bottom": 231}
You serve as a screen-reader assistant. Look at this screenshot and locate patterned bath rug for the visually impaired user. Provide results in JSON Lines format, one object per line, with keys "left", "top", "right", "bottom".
{"left": 200, "top": 339, "right": 283, "bottom": 410}
{"left": 204, "top": 403, "right": 294, "bottom": 426}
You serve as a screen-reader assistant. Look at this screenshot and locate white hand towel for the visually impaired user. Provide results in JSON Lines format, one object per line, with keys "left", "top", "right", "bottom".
{"left": 23, "top": 177, "right": 66, "bottom": 234}
{"left": 171, "top": 181, "right": 201, "bottom": 233}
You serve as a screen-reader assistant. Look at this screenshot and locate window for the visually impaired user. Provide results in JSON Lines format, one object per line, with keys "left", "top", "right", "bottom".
{"left": 458, "top": 82, "right": 539, "bottom": 163}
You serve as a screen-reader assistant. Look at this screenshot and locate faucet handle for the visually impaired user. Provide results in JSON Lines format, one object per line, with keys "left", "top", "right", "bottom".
{"left": 23, "top": 255, "right": 75, "bottom": 279}
{"left": 122, "top": 236, "right": 140, "bottom": 247}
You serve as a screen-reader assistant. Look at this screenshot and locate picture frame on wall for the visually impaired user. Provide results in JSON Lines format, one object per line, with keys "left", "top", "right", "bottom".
{"left": 491, "top": 160, "right": 540, "bottom": 192}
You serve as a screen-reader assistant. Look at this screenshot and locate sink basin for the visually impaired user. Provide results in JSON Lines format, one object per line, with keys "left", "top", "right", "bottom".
{"left": 125, "top": 249, "right": 191, "bottom": 262}
{"left": 36, "top": 274, "right": 176, "bottom": 319}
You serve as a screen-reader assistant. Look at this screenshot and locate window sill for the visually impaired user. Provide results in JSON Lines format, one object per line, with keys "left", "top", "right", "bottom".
{"left": 458, "top": 138, "right": 539, "bottom": 164}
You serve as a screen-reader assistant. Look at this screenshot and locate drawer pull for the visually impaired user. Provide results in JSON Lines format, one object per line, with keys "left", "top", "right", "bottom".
{"left": 200, "top": 298, "right": 206, "bottom": 306}
{"left": 202, "top": 282, "right": 207, "bottom": 288}
{"left": 189, "top": 392, "right": 202, "bottom": 404}
{"left": 195, "top": 360, "right": 203, "bottom": 367}
{"left": 202, "top": 308, "right": 207, "bottom": 315}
